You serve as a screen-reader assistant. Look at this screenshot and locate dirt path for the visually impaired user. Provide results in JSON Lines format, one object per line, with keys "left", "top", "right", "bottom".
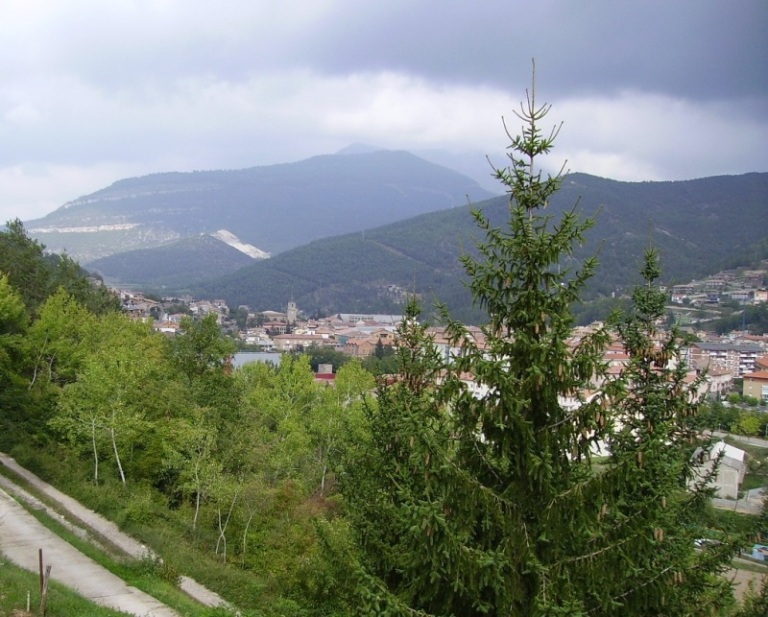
{"left": 728, "top": 566, "right": 767, "bottom": 603}
{"left": 0, "top": 452, "right": 229, "bottom": 616}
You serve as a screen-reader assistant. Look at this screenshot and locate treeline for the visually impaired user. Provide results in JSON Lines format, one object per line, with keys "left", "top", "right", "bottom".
{"left": 87, "top": 233, "right": 254, "bottom": 289}
{"left": 0, "top": 220, "right": 119, "bottom": 421}
{"left": 193, "top": 171, "right": 768, "bottom": 323}
{"left": 693, "top": 399, "right": 768, "bottom": 435}
{"left": 0, "top": 219, "right": 119, "bottom": 316}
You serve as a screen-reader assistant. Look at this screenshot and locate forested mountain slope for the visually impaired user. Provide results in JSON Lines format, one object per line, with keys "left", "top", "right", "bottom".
{"left": 87, "top": 233, "right": 257, "bottom": 288}
{"left": 193, "top": 172, "right": 768, "bottom": 321}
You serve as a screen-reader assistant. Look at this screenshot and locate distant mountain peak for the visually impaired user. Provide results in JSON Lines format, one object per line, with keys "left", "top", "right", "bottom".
{"left": 335, "top": 143, "right": 385, "bottom": 155}
{"left": 209, "top": 230, "right": 270, "bottom": 259}
{"left": 26, "top": 150, "right": 494, "bottom": 264}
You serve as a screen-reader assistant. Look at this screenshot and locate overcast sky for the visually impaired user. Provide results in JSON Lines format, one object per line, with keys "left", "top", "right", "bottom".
{"left": 2, "top": 0, "right": 766, "bottom": 223}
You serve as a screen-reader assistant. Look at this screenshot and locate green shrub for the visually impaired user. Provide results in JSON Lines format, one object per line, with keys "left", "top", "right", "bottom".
{"left": 128, "top": 554, "right": 180, "bottom": 585}
{"left": 116, "top": 484, "right": 168, "bottom": 527}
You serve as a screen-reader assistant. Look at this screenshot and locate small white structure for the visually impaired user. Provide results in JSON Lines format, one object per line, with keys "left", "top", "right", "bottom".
{"left": 691, "top": 440, "right": 747, "bottom": 499}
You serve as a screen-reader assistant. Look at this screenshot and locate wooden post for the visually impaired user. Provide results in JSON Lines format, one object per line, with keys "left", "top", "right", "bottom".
{"left": 39, "top": 564, "right": 52, "bottom": 616}
{"left": 38, "top": 548, "right": 43, "bottom": 595}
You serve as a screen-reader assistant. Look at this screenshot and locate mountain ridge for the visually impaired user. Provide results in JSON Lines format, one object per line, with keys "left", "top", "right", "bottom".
{"left": 26, "top": 150, "right": 495, "bottom": 263}
{"left": 87, "top": 232, "right": 257, "bottom": 289}
{"left": 185, "top": 171, "right": 768, "bottom": 321}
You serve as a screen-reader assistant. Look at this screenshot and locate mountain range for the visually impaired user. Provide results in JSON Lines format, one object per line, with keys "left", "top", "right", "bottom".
{"left": 187, "top": 171, "right": 768, "bottom": 322}
{"left": 23, "top": 149, "right": 768, "bottom": 324}
{"left": 26, "top": 149, "right": 494, "bottom": 264}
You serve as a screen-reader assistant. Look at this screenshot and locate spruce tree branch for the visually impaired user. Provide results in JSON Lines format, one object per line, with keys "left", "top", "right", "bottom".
{"left": 553, "top": 536, "right": 633, "bottom": 567}
{"left": 587, "top": 564, "right": 676, "bottom": 614}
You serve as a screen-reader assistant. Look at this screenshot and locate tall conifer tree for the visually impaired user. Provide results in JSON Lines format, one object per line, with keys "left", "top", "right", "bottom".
{"left": 333, "top": 72, "right": 738, "bottom": 616}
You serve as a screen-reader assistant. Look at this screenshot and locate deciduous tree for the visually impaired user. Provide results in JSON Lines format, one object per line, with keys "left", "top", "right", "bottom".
{"left": 52, "top": 314, "right": 168, "bottom": 485}
{"left": 0, "top": 274, "right": 29, "bottom": 418}
{"left": 26, "top": 289, "right": 97, "bottom": 388}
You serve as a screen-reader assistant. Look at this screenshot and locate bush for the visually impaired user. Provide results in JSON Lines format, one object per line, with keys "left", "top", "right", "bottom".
{"left": 129, "top": 554, "right": 181, "bottom": 585}
{"left": 116, "top": 484, "right": 169, "bottom": 527}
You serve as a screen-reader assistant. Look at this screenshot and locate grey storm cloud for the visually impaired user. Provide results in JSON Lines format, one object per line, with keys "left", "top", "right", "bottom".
{"left": 290, "top": 1, "right": 768, "bottom": 100}
{"left": 0, "top": 0, "right": 766, "bottom": 222}
{"left": 13, "top": 2, "right": 764, "bottom": 99}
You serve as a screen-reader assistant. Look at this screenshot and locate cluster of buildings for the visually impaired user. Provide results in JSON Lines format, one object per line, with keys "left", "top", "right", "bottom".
{"left": 685, "top": 333, "right": 768, "bottom": 404}
{"left": 114, "top": 288, "right": 768, "bottom": 502}
{"left": 117, "top": 290, "right": 405, "bottom": 360}
{"left": 243, "top": 305, "right": 403, "bottom": 357}
{"left": 115, "top": 288, "right": 768, "bottom": 405}
{"left": 118, "top": 290, "right": 228, "bottom": 334}
{"left": 670, "top": 263, "right": 768, "bottom": 306}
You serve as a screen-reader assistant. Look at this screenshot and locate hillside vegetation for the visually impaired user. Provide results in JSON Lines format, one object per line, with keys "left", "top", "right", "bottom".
{"left": 87, "top": 233, "right": 256, "bottom": 288}
{"left": 0, "top": 222, "right": 378, "bottom": 615}
{"left": 0, "top": 205, "right": 764, "bottom": 616}
{"left": 191, "top": 171, "right": 768, "bottom": 321}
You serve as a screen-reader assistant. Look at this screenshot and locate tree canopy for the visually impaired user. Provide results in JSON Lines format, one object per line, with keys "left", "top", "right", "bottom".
{"left": 0, "top": 219, "right": 119, "bottom": 316}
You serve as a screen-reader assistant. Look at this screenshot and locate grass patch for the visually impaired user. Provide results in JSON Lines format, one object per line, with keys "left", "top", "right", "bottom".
{"left": 724, "top": 437, "right": 768, "bottom": 458}
{"left": 721, "top": 436, "right": 768, "bottom": 497}
{"left": 731, "top": 559, "right": 768, "bottom": 573}
{"left": 710, "top": 509, "right": 763, "bottom": 536}
{"left": 741, "top": 475, "right": 767, "bottom": 493}
{"left": 0, "top": 559, "right": 132, "bottom": 617}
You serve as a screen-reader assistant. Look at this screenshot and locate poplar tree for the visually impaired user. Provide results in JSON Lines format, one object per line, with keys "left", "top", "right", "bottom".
{"left": 333, "top": 74, "right": 738, "bottom": 616}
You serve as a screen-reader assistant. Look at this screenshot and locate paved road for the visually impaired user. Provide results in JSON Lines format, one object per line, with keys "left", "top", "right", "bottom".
{"left": 711, "top": 430, "right": 768, "bottom": 449}
{"left": 711, "top": 496, "right": 764, "bottom": 515}
{"left": 0, "top": 484, "right": 180, "bottom": 616}
{"left": 0, "top": 452, "right": 230, "bottom": 616}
